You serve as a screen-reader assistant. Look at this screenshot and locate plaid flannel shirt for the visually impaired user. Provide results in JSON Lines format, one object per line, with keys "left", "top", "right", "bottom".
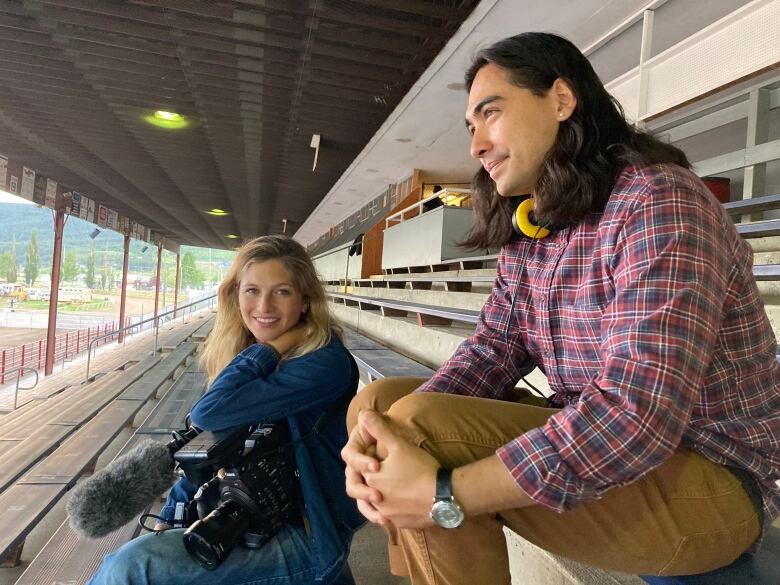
{"left": 418, "top": 164, "right": 780, "bottom": 528}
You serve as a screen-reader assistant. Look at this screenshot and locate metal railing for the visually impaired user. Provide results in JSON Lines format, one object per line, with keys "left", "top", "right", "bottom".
{"left": 384, "top": 188, "right": 471, "bottom": 228}
{"left": 85, "top": 293, "right": 217, "bottom": 382}
{"left": 0, "top": 365, "right": 40, "bottom": 413}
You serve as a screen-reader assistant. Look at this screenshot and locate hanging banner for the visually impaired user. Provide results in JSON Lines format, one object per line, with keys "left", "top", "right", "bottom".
{"left": 107, "top": 208, "right": 118, "bottom": 230}
{"left": 97, "top": 204, "right": 108, "bottom": 228}
{"left": 32, "top": 174, "right": 47, "bottom": 205}
{"left": 86, "top": 198, "right": 96, "bottom": 223}
{"left": 0, "top": 155, "right": 7, "bottom": 190}
{"left": 8, "top": 175, "right": 18, "bottom": 194}
{"left": 119, "top": 215, "right": 129, "bottom": 235}
{"left": 45, "top": 179, "right": 58, "bottom": 209}
{"left": 70, "top": 191, "right": 81, "bottom": 216}
{"left": 20, "top": 167, "right": 35, "bottom": 200}
{"left": 79, "top": 195, "right": 89, "bottom": 220}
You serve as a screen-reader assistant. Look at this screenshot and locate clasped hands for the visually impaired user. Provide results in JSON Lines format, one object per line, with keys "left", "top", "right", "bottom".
{"left": 341, "top": 409, "right": 440, "bottom": 529}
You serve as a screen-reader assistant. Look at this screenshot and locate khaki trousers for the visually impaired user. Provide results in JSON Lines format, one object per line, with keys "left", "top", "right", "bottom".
{"left": 346, "top": 377, "right": 760, "bottom": 585}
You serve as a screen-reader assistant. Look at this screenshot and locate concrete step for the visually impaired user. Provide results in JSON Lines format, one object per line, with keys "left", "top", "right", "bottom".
{"left": 332, "top": 303, "right": 551, "bottom": 394}
{"left": 506, "top": 529, "right": 645, "bottom": 585}
{"left": 350, "top": 286, "right": 490, "bottom": 312}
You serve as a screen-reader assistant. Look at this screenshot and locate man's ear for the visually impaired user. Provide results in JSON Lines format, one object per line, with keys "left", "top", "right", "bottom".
{"left": 552, "top": 78, "right": 577, "bottom": 121}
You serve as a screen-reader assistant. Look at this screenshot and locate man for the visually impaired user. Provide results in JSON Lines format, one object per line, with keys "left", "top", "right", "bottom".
{"left": 342, "top": 33, "right": 780, "bottom": 585}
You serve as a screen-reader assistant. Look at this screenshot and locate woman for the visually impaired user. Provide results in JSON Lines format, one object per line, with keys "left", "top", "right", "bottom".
{"left": 88, "top": 236, "right": 364, "bottom": 585}
{"left": 343, "top": 33, "right": 779, "bottom": 584}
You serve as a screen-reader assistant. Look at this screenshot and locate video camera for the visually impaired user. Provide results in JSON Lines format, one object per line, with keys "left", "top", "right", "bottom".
{"left": 171, "top": 422, "right": 301, "bottom": 570}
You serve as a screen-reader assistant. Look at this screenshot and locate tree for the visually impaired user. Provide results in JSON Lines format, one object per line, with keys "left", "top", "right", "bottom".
{"left": 99, "top": 246, "right": 109, "bottom": 290}
{"left": 62, "top": 250, "right": 80, "bottom": 283}
{"left": 86, "top": 244, "right": 96, "bottom": 289}
{"left": 7, "top": 237, "right": 18, "bottom": 283}
{"left": 181, "top": 251, "right": 203, "bottom": 289}
{"left": 24, "top": 229, "right": 39, "bottom": 286}
{"left": 181, "top": 252, "right": 203, "bottom": 288}
{"left": 0, "top": 251, "right": 10, "bottom": 281}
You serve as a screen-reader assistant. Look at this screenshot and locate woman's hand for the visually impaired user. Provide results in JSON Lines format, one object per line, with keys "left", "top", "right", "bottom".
{"left": 266, "top": 324, "right": 308, "bottom": 357}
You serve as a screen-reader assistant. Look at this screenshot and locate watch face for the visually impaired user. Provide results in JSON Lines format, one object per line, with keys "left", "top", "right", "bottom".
{"left": 431, "top": 500, "right": 465, "bottom": 529}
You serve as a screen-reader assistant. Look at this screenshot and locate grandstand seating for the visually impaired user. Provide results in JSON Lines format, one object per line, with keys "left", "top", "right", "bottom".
{"left": 15, "top": 362, "right": 209, "bottom": 584}
{"left": 0, "top": 313, "right": 213, "bottom": 572}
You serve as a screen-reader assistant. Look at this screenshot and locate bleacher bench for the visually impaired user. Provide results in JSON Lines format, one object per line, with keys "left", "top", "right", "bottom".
{"left": 342, "top": 329, "right": 434, "bottom": 382}
{"left": 0, "top": 343, "right": 196, "bottom": 567}
{"left": 330, "top": 292, "right": 479, "bottom": 327}
{"left": 15, "top": 363, "right": 209, "bottom": 584}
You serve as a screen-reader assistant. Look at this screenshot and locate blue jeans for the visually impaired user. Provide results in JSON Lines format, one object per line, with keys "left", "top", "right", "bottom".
{"left": 86, "top": 525, "right": 347, "bottom": 585}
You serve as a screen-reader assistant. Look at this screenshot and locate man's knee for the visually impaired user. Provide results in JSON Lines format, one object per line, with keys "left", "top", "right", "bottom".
{"left": 347, "top": 376, "right": 427, "bottom": 431}
{"left": 386, "top": 391, "right": 445, "bottom": 432}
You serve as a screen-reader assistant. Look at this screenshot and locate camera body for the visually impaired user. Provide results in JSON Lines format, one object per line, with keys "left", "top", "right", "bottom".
{"left": 171, "top": 422, "right": 301, "bottom": 569}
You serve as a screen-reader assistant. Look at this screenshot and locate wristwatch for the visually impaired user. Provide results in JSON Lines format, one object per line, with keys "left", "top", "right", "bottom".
{"left": 430, "top": 468, "right": 465, "bottom": 529}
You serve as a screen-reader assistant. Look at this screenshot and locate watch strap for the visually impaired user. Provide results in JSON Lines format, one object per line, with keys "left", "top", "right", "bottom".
{"left": 435, "top": 468, "right": 454, "bottom": 501}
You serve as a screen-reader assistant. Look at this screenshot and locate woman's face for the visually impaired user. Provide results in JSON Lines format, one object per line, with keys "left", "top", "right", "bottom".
{"left": 237, "top": 259, "right": 307, "bottom": 344}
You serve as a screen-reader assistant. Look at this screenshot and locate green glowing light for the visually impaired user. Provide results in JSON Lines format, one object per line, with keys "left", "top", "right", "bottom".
{"left": 206, "top": 208, "right": 230, "bottom": 216}
{"left": 225, "top": 234, "right": 239, "bottom": 239}
{"left": 144, "top": 110, "right": 189, "bottom": 129}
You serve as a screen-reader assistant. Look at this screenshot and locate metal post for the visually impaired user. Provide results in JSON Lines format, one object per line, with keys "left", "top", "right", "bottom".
{"left": 153, "top": 244, "right": 162, "bottom": 331}
{"left": 174, "top": 251, "right": 181, "bottom": 318}
{"left": 45, "top": 208, "right": 65, "bottom": 375}
{"left": 118, "top": 234, "right": 130, "bottom": 343}
{"left": 637, "top": 10, "right": 654, "bottom": 121}
{"left": 742, "top": 87, "right": 770, "bottom": 222}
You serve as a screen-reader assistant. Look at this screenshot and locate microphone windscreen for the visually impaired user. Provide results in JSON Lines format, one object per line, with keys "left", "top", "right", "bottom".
{"left": 67, "top": 439, "right": 177, "bottom": 539}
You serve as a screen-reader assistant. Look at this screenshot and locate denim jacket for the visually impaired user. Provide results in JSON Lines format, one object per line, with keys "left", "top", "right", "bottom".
{"left": 160, "top": 334, "right": 365, "bottom": 581}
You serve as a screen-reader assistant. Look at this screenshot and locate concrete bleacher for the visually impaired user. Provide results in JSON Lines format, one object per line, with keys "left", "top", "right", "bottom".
{"left": 0, "top": 311, "right": 214, "bottom": 580}
{"left": 329, "top": 193, "right": 780, "bottom": 585}
{"left": 14, "top": 362, "right": 209, "bottom": 585}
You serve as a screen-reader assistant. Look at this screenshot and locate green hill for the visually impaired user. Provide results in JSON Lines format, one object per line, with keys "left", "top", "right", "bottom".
{"left": 0, "top": 202, "right": 233, "bottom": 278}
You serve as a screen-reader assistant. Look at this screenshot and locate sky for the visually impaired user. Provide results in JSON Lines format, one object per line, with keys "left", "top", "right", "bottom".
{"left": 0, "top": 189, "right": 34, "bottom": 204}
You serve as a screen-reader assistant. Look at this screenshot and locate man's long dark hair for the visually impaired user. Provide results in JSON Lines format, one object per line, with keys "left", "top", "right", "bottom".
{"left": 461, "top": 33, "right": 690, "bottom": 249}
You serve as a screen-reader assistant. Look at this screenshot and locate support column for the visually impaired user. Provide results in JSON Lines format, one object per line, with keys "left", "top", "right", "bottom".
{"left": 636, "top": 9, "right": 655, "bottom": 125}
{"left": 153, "top": 244, "right": 162, "bottom": 328}
{"left": 742, "top": 87, "right": 770, "bottom": 222}
{"left": 44, "top": 209, "right": 65, "bottom": 376}
{"left": 174, "top": 252, "right": 181, "bottom": 318}
{"left": 118, "top": 235, "right": 130, "bottom": 343}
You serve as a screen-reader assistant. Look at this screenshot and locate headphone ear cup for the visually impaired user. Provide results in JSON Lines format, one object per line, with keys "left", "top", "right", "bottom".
{"left": 511, "top": 203, "right": 522, "bottom": 235}
{"left": 514, "top": 198, "right": 551, "bottom": 239}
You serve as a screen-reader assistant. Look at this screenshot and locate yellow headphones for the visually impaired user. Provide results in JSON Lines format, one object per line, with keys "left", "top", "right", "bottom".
{"left": 512, "top": 198, "right": 551, "bottom": 239}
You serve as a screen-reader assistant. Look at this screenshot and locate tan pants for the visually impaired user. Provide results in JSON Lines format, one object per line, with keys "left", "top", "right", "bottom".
{"left": 347, "top": 377, "right": 761, "bottom": 585}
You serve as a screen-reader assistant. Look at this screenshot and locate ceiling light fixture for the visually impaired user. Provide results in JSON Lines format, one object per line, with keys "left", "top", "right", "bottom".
{"left": 225, "top": 234, "right": 239, "bottom": 239}
{"left": 144, "top": 109, "right": 189, "bottom": 130}
{"left": 206, "top": 208, "right": 230, "bottom": 216}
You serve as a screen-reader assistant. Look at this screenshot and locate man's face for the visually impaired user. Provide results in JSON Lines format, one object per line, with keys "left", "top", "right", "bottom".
{"left": 465, "top": 63, "right": 562, "bottom": 197}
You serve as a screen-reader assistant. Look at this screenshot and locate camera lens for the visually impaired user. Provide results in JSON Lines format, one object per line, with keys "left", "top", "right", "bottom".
{"left": 183, "top": 500, "right": 249, "bottom": 570}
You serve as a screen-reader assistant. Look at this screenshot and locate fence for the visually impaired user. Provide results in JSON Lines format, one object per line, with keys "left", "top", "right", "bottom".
{"left": 0, "top": 289, "right": 216, "bottom": 385}
{"left": 0, "top": 320, "right": 122, "bottom": 384}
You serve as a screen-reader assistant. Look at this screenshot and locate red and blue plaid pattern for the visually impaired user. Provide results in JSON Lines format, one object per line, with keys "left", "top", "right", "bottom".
{"left": 418, "top": 164, "right": 780, "bottom": 525}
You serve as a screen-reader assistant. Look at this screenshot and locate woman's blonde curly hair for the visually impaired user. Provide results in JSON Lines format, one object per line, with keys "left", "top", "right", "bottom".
{"left": 200, "top": 235, "right": 340, "bottom": 382}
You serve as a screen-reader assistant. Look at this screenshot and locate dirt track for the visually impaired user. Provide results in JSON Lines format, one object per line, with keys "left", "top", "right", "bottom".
{"left": 0, "top": 327, "right": 69, "bottom": 350}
